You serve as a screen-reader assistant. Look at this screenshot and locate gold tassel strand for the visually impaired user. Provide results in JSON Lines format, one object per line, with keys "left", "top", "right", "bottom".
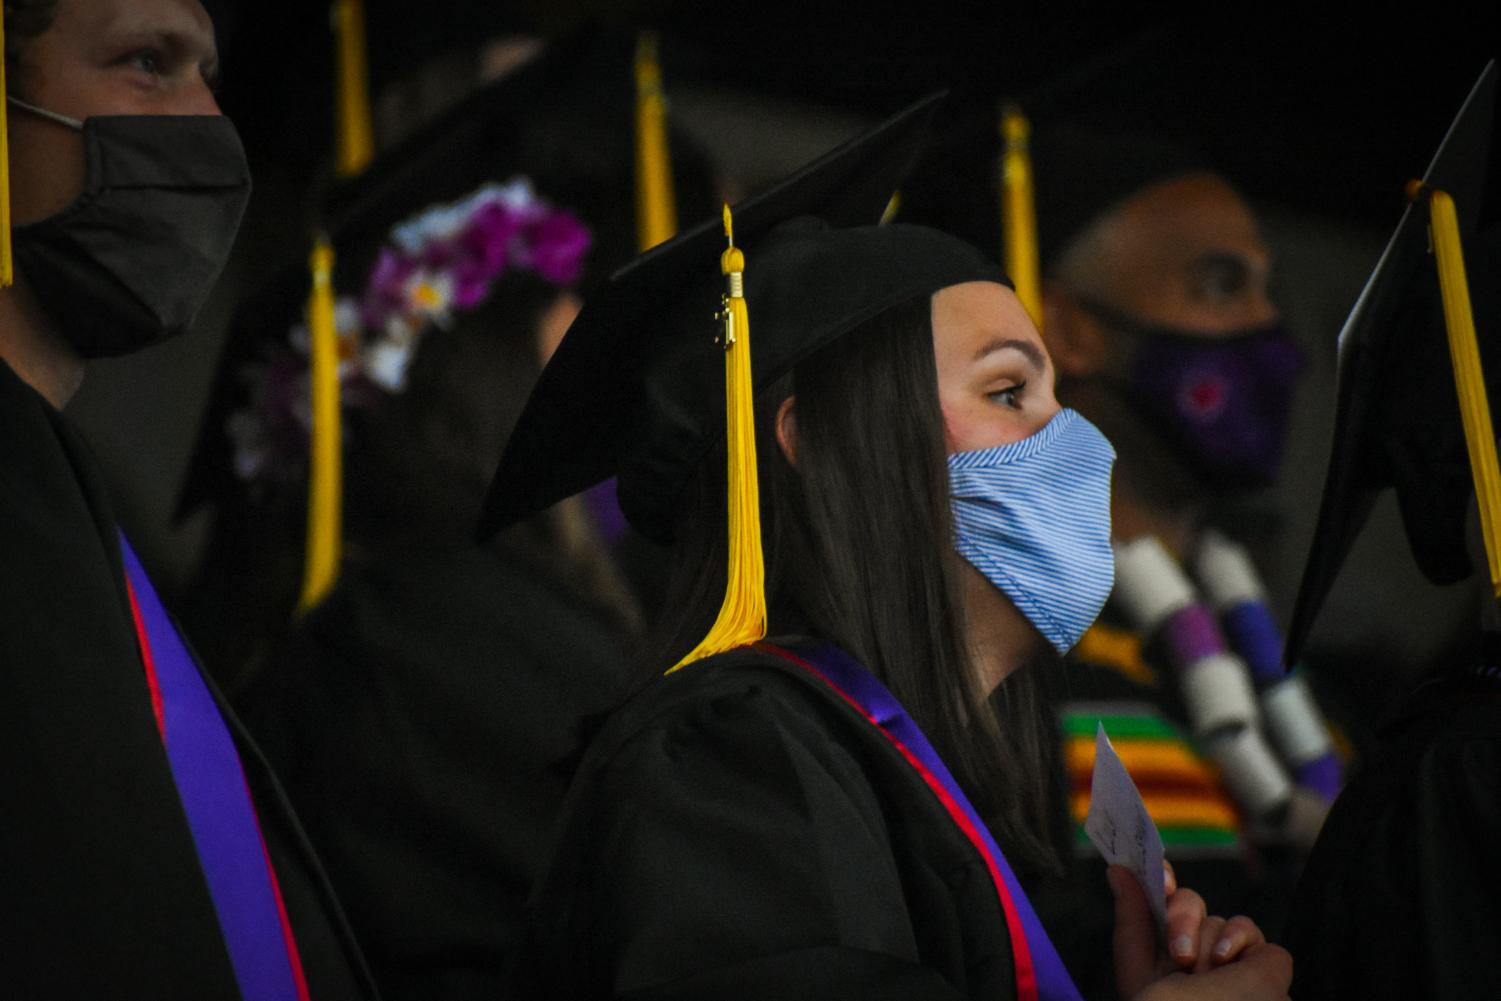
{"left": 634, "top": 32, "right": 678, "bottom": 251}
{"left": 1409, "top": 180, "right": 1501, "bottom": 598}
{"left": 999, "top": 103, "right": 1041, "bottom": 329}
{"left": 296, "top": 0, "right": 366, "bottom": 610}
{"left": 332, "top": 0, "right": 374, "bottom": 178}
{"left": 298, "top": 236, "right": 344, "bottom": 612}
{"left": 669, "top": 205, "right": 767, "bottom": 671}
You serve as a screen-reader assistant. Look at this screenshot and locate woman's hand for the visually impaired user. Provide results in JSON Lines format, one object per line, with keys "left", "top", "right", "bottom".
{"left": 1111, "top": 864, "right": 1292, "bottom": 1001}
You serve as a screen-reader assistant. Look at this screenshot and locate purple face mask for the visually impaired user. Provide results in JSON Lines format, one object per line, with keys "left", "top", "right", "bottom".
{"left": 1084, "top": 300, "right": 1306, "bottom": 489}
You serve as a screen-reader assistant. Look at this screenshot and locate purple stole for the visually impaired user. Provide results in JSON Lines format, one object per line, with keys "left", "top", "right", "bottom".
{"left": 762, "top": 641, "right": 1082, "bottom": 1001}
{"left": 120, "top": 534, "right": 311, "bottom": 1001}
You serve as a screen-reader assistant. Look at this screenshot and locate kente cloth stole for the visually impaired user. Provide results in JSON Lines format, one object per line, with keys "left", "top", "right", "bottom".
{"left": 120, "top": 533, "right": 312, "bottom": 1001}
{"left": 760, "top": 641, "right": 1083, "bottom": 1001}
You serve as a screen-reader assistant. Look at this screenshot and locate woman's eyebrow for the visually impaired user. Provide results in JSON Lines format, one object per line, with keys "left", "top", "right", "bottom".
{"left": 970, "top": 337, "right": 1046, "bottom": 373}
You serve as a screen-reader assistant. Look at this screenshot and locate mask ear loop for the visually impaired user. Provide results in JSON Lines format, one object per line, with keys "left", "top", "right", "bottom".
{"left": 6, "top": 96, "right": 84, "bottom": 131}
{"left": 1, "top": 93, "right": 86, "bottom": 288}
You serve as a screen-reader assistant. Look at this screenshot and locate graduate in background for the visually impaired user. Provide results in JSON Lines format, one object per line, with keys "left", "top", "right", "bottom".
{"left": 487, "top": 95, "right": 1291, "bottom": 1001}
{"left": 0, "top": 1, "right": 375, "bottom": 996}
{"left": 1032, "top": 118, "right": 1343, "bottom": 905}
{"left": 182, "top": 35, "right": 721, "bottom": 1001}
{"left": 1282, "top": 62, "right": 1501, "bottom": 1001}
{"left": 180, "top": 33, "right": 719, "bottom": 687}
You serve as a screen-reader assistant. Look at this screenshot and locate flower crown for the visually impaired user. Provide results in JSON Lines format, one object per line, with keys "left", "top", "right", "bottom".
{"left": 228, "top": 178, "right": 591, "bottom": 488}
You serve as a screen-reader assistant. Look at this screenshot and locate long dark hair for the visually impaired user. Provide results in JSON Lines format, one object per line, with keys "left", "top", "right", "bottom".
{"left": 648, "top": 295, "right": 1064, "bottom": 875}
{"left": 191, "top": 276, "right": 640, "bottom": 694}
{"left": 345, "top": 275, "right": 553, "bottom": 546}
{"left": 345, "top": 276, "right": 643, "bottom": 631}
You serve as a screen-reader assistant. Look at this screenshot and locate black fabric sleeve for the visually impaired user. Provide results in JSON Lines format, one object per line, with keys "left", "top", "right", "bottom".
{"left": 1289, "top": 720, "right": 1501, "bottom": 1000}
{"left": 540, "top": 677, "right": 977, "bottom": 1000}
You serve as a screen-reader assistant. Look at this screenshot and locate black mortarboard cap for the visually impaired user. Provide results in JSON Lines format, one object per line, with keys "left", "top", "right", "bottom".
{"left": 1285, "top": 61, "right": 1498, "bottom": 666}
{"left": 479, "top": 92, "right": 1009, "bottom": 543}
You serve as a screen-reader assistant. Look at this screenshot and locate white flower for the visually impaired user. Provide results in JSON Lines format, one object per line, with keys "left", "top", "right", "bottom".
{"left": 391, "top": 204, "right": 463, "bottom": 254}
{"left": 387, "top": 178, "right": 542, "bottom": 254}
{"left": 334, "top": 298, "right": 362, "bottom": 336}
{"left": 493, "top": 177, "right": 539, "bottom": 211}
{"left": 365, "top": 340, "right": 415, "bottom": 392}
{"left": 401, "top": 269, "right": 456, "bottom": 322}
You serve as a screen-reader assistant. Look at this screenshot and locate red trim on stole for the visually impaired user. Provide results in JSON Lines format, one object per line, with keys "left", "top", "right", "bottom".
{"left": 124, "top": 577, "right": 166, "bottom": 737}
{"left": 126, "top": 567, "right": 312, "bottom": 1001}
{"left": 760, "top": 643, "right": 1039, "bottom": 1001}
{"left": 247, "top": 772, "right": 314, "bottom": 1001}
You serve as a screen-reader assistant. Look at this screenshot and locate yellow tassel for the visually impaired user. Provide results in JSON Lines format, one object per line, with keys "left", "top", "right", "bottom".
{"left": 999, "top": 103, "right": 1041, "bottom": 329}
{"left": 669, "top": 205, "right": 767, "bottom": 671}
{"left": 880, "top": 191, "right": 903, "bottom": 225}
{"left": 634, "top": 32, "right": 678, "bottom": 251}
{"left": 298, "top": 236, "right": 343, "bottom": 612}
{"left": 1410, "top": 180, "right": 1501, "bottom": 598}
{"left": 332, "top": 0, "right": 374, "bottom": 178}
{"left": 0, "top": 12, "right": 13, "bottom": 288}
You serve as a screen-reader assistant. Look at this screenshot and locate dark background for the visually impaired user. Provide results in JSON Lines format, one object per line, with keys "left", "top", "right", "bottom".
{"left": 68, "top": 1, "right": 1497, "bottom": 726}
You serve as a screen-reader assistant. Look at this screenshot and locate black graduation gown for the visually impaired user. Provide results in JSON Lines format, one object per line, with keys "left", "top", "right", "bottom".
{"left": 1285, "top": 669, "right": 1501, "bottom": 1000}
{"left": 0, "top": 359, "right": 376, "bottom": 999}
{"left": 509, "top": 644, "right": 1021, "bottom": 1001}
{"left": 240, "top": 542, "right": 636, "bottom": 1001}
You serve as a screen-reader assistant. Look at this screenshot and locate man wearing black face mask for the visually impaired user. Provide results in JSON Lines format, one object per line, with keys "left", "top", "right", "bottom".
{"left": 0, "top": 2, "right": 375, "bottom": 997}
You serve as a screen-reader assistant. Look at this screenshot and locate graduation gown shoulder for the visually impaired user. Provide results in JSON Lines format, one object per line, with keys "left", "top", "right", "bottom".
{"left": 1286, "top": 672, "right": 1501, "bottom": 1000}
{"left": 0, "top": 358, "right": 375, "bottom": 999}
{"left": 240, "top": 540, "right": 637, "bottom": 1000}
{"left": 512, "top": 643, "right": 1018, "bottom": 1001}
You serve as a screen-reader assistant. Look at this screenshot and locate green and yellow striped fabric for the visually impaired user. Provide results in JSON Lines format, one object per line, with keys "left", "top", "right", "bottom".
{"left": 1062, "top": 705, "right": 1244, "bottom": 856}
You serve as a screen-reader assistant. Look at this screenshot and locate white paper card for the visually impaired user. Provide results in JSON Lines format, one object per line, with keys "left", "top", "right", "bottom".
{"left": 1084, "top": 722, "right": 1167, "bottom": 933}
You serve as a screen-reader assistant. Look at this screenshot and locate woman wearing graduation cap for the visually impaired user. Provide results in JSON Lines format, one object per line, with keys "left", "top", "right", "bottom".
{"left": 485, "top": 96, "right": 1292, "bottom": 1001}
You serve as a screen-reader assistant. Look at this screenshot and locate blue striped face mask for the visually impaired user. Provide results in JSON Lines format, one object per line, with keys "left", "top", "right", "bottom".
{"left": 948, "top": 408, "right": 1117, "bottom": 654}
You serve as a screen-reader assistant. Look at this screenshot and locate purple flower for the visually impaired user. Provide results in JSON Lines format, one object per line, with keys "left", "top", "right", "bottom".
{"left": 450, "top": 261, "right": 494, "bottom": 310}
{"left": 419, "top": 239, "right": 460, "bottom": 272}
{"left": 465, "top": 200, "right": 524, "bottom": 274}
{"left": 236, "top": 177, "right": 597, "bottom": 492}
{"left": 524, "top": 211, "right": 592, "bottom": 285}
{"left": 363, "top": 249, "right": 417, "bottom": 330}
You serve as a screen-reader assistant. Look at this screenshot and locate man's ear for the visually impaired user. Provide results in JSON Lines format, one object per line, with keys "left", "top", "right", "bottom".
{"left": 774, "top": 396, "right": 797, "bottom": 467}
{"left": 1041, "top": 285, "right": 1112, "bottom": 380}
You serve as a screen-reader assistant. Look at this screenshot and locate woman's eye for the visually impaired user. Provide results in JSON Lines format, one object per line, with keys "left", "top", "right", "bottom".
{"left": 988, "top": 382, "right": 1026, "bottom": 410}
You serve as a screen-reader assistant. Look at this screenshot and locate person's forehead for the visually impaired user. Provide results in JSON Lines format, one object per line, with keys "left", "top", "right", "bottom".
{"left": 932, "top": 281, "right": 1043, "bottom": 361}
{"left": 66, "top": 0, "right": 216, "bottom": 51}
{"left": 933, "top": 279, "right": 1025, "bottom": 327}
{"left": 1114, "top": 174, "right": 1266, "bottom": 264}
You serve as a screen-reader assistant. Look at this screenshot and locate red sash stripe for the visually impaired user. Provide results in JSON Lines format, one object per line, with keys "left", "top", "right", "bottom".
{"left": 124, "top": 578, "right": 166, "bottom": 736}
